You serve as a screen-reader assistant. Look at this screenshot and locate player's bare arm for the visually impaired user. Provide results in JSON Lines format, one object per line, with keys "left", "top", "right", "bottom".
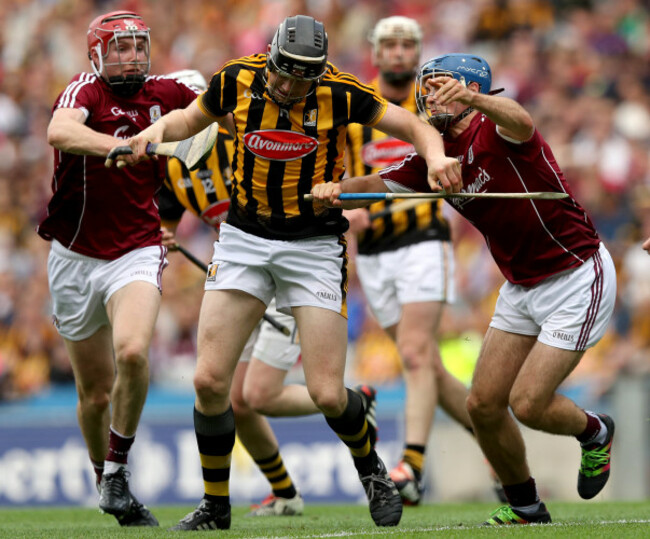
{"left": 375, "top": 103, "right": 462, "bottom": 193}
{"left": 47, "top": 108, "right": 126, "bottom": 156}
{"left": 643, "top": 237, "right": 650, "bottom": 254}
{"left": 432, "top": 75, "right": 534, "bottom": 142}
{"left": 470, "top": 93, "right": 534, "bottom": 141}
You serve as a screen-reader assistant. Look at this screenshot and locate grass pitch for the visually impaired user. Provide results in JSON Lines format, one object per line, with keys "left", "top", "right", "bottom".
{"left": 0, "top": 500, "right": 648, "bottom": 538}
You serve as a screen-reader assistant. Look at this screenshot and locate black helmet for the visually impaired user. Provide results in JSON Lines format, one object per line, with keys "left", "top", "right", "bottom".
{"left": 267, "top": 15, "right": 328, "bottom": 82}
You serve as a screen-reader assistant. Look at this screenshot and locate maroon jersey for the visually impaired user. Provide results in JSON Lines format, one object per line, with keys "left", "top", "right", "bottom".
{"left": 37, "top": 73, "right": 198, "bottom": 260}
{"left": 380, "top": 114, "right": 600, "bottom": 286}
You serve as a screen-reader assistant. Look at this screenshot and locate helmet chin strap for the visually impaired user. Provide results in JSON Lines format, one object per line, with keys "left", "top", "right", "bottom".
{"left": 263, "top": 68, "right": 318, "bottom": 107}
{"left": 450, "top": 106, "right": 474, "bottom": 126}
{"left": 431, "top": 106, "right": 474, "bottom": 134}
{"left": 108, "top": 74, "right": 145, "bottom": 96}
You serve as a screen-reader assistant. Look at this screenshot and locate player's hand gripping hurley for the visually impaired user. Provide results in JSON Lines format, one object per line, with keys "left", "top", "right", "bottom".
{"left": 105, "top": 123, "right": 219, "bottom": 170}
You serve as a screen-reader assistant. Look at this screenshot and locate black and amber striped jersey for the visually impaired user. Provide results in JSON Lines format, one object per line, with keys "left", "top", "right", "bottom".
{"left": 197, "top": 53, "right": 388, "bottom": 240}
{"left": 159, "top": 128, "right": 233, "bottom": 232}
{"left": 346, "top": 79, "right": 450, "bottom": 255}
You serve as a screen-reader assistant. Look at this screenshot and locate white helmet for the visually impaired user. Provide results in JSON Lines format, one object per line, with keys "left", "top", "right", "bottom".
{"left": 167, "top": 69, "right": 208, "bottom": 92}
{"left": 368, "top": 16, "right": 422, "bottom": 55}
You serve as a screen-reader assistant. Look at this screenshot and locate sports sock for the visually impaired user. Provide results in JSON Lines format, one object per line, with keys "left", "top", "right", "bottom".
{"left": 254, "top": 451, "right": 298, "bottom": 499}
{"left": 503, "top": 477, "right": 540, "bottom": 513}
{"left": 577, "top": 411, "right": 606, "bottom": 446}
{"left": 194, "top": 406, "right": 236, "bottom": 505}
{"left": 325, "top": 388, "right": 375, "bottom": 475}
{"left": 402, "top": 444, "right": 425, "bottom": 480}
{"left": 105, "top": 426, "right": 134, "bottom": 473}
{"left": 91, "top": 458, "right": 104, "bottom": 485}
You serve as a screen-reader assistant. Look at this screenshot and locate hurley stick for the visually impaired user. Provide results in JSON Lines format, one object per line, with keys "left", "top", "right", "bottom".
{"left": 304, "top": 191, "right": 569, "bottom": 202}
{"left": 105, "top": 123, "right": 219, "bottom": 170}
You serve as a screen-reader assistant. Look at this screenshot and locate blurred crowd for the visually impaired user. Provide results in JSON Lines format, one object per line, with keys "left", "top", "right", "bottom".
{"left": 1, "top": 0, "right": 649, "bottom": 404}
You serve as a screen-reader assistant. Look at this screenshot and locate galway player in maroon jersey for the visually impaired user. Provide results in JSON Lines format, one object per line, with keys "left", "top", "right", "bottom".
{"left": 312, "top": 53, "right": 617, "bottom": 526}
{"left": 37, "top": 10, "right": 198, "bottom": 527}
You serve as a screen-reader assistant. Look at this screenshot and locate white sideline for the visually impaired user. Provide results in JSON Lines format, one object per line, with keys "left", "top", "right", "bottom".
{"left": 252, "top": 519, "right": 650, "bottom": 539}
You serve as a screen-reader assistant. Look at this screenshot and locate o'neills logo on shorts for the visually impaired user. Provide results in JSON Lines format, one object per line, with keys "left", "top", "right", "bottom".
{"left": 243, "top": 130, "right": 318, "bottom": 161}
{"left": 361, "top": 138, "right": 414, "bottom": 168}
{"left": 552, "top": 331, "right": 574, "bottom": 342}
{"left": 317, "top": 290, "right": 338, "bottom": 302}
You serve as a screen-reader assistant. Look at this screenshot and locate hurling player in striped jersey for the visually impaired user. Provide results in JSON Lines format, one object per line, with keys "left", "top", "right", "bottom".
{"left": 160, "top": 69, "right": 322, "bottom": 518}
{"left": 110, "top": 15, "right": 461, "bottom": 531}
{"left": 311, "top": 52, "right": 617, "bottom": 526}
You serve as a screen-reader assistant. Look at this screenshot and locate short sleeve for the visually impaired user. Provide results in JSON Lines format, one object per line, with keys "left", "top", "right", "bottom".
{"left": 53, "top": 73, "right": 100, "bottom": 120}
{"left": 379, "top": 153, "right": 429, "bottom": 192}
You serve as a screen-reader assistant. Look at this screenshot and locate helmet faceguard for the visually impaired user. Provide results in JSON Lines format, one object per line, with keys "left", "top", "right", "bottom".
{"left": 368, "top": 16, "right": 422, "bottom": 85}
{"left": 416, "top": 53, "right": 492, "bottom": 133}
{"left": 87, "top": 11, "right": 151, "bottom": 96}
{"left": 265, "top": 15, "right": 328, "bottom": 106}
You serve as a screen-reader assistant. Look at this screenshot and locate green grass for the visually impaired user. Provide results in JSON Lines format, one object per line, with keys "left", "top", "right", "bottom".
{"left": 0, "top": 501, "right": 648, "bottom": 538}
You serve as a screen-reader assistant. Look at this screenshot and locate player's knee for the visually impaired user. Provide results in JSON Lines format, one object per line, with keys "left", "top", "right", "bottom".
{"left": 310, "top": 386, "right": 345, "bottom": 416}
{"left": 193, "top": 370, "right": 228, "bottom": 403}
{"left": 78, "top": 387, "right": 111, "bottom": 415}
{"left": 114, "top": 341, "right": 148, "bottom": 371}
{"left": 509, "top": 393, "right": 544, "bottom": 428}
{"left": 396, "top": 339, "right": 430, "bottom": 372}
{"left": 230, "top": 387, "right": 251, "bottom": 417}
{"left": 242, "top": 382, "right": 269, "bottom": 412}
{"left": 467, "top": 391, "right": 500, "bottom": 425}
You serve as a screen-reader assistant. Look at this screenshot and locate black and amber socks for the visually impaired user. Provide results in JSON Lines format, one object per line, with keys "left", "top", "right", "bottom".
{"left": 325, "top": 388, "right": 375, "bottom": 475}
{"left": 194, "top": 406, "right": 236, "bottom": 505}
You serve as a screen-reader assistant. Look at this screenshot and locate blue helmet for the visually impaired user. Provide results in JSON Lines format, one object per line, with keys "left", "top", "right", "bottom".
{"left": 420, "top": 53, "right": 492, "bottom": 93}
{"left": 416, "top": 53, "right": 492, "bottom": 132}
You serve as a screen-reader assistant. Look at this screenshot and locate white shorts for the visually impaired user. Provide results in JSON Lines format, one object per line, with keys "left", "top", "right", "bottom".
{"left": 205, "top": 223, "right": 348, "bottom": 317}
{"left": 47, "top": 240, "right": 167, "bottom": 341}
{"left": 240, "top": 299, "right": 300, "bottom": 370}
{"left": 490, "top": 243, "right": 616, "bottom": 351}
{"left": 356, "top": 240, "right": 456, "bottom": 328}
